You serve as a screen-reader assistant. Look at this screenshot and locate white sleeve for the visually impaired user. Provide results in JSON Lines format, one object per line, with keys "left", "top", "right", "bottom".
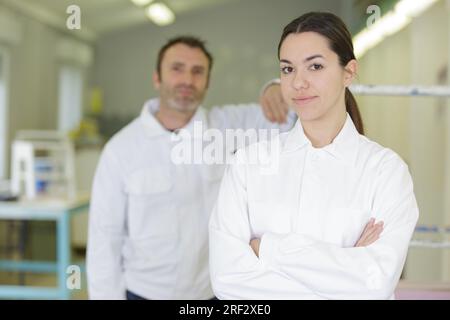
{"left": 86, "top": 145, "right": 127, "bottom": 300}
{"left": 210, "top": 152, "right": 419, "bottom": 300}
{"left": 209, "top": 151, "right": 316, "bottom": 300}
{"left": 209, "top": 103, "right": 296, "bottom": 132}
{"left": 259, "top": 78, "right": 281, "bottom": 97}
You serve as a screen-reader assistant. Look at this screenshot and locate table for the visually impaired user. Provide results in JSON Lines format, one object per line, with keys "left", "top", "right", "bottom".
{"left": 0, "top": 194, "right": 89, "bottom": 299}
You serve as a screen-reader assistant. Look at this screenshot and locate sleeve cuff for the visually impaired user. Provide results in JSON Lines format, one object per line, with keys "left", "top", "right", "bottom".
{"left": 259, "top": 78, "right": 281, "bottom": 97}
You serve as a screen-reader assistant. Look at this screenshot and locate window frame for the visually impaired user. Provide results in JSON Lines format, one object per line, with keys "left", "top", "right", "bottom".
{"left": 57, "top": 63, "right": 84, "bottom": 133}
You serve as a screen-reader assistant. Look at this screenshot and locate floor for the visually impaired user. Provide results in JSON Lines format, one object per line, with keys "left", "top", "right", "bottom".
{"left": 395, "top": 280, "right": 450, "bottom": 300}
{"left": 0, "top": 248, "right": 88, "bottom": 300}
{"left": 0, "top": 246, "right": 449, "bottom": 300}
{"left": 0, "top": 272, "right": 88, "bottom": 300}
{"left": 1, "top": 272, "right": 450, "bottom": 300}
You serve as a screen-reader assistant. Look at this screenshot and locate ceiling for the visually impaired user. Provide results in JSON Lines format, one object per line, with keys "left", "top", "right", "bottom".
{"left": 0, "top": 0, "right": 241, "bottom": 41}
{"left": 0, "top": 0, "right": 395, "bottom": 42}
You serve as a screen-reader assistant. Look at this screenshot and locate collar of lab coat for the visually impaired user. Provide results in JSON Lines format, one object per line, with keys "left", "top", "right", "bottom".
{"left": 139, "top": 98, "right": 207, "bottom": 139}
{"left": 283, "top": 113, "right": 360, "bottom": 165}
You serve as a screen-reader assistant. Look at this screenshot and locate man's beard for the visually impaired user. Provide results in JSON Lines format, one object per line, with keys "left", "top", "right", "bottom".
{"left": 162, "top": 84, "right": 205, "bottom": 113}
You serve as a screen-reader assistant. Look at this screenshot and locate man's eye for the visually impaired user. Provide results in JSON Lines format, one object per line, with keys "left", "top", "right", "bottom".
{"left": 309, "top": 64, "right": 323, "bottom": 71}
{"left": 281, "top": 66, "right": 293, "bottom": 74}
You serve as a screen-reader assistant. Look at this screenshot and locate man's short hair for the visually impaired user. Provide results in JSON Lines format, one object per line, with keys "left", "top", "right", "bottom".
{"left": 156, "top": 36, "right": 213, "bottom": 77}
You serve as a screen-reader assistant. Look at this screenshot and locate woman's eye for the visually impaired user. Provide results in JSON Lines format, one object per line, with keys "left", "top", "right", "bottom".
{"left": 281, "top": 66, "right": 293, "bottom": 74}
{"left": 309, "top": 63, "right": 323, "bottom": 71}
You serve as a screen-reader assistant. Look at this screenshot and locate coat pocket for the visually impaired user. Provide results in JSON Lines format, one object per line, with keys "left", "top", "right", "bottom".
{"left": 125, "top": 167, "right": 177, "bottom": 239}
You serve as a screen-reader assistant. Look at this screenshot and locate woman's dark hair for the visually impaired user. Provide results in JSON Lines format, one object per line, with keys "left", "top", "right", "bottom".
{"left": 278, "top": 12, "right": 364, "bottom": 134}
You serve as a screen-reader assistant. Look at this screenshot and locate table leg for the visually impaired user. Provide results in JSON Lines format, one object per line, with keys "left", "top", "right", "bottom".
{"left": 57, "top": 211, "right": 70, "bottom": 300}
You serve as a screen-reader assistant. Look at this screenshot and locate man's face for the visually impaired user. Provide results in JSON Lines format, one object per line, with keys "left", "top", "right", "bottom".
{"left": 154, "top": 43, "right": 210, "bottom": 113}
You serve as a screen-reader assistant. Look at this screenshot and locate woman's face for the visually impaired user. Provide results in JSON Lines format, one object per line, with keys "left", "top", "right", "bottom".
{"left": 279, "top": 32, "right": 356, "bottom": 123}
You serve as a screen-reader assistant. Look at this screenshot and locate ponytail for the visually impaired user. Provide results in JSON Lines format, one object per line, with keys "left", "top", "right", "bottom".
{"left": 345, "top": 88, "right": 364, "bottom": 135}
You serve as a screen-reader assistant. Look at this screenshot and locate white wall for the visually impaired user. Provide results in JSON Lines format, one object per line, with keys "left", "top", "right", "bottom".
{"left": 442, "top": 0, "right": 450, "bottom": 282}
{"left": 357, "top": 0, "right": 449, "bottom": 282}
{"left": 357, "top": 27, "right": 411, "bottom": 163}
{"left": 93, "top": 0, "right": 345, "bottom": 118}
{"left": 0, "top": 4, "right": 94, "bottom": 179}
{"left": 408, "top": 0, "right": 449, "bottom": 282}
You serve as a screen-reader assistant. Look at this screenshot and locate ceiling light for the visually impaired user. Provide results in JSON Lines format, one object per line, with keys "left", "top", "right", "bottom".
{"left": 375, "top": 11, "right": 411, "bottom": 36}
{"left": 354, "top": 29, "right": 384, "bottom": 58}
{"left": 353, "top": 0, "right": 439, "bottom": 58}
{"left": 146, "top": 3, "right": 175, "bottom": 26}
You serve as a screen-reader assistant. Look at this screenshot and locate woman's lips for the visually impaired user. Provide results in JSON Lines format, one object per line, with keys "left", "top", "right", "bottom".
{"left": 292, "top": 96, "right": 318, "bottom": 106}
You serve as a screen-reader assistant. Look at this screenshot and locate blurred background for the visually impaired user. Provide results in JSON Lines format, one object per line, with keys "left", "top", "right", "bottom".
{"left": 0, "top": 0, "right": 448, "bottom": 299}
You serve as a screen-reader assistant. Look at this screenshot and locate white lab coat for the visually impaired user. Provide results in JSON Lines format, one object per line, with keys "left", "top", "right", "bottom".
{"left": 87, "top": 98, "right": 295, "bottom": 299}
{"left": 209, "top": 114, "right": 419, "bottom": 300}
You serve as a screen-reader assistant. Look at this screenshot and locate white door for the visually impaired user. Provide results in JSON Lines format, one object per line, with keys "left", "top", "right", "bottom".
{"left": 58, "top": 65, "right": 83, "bottom": 132}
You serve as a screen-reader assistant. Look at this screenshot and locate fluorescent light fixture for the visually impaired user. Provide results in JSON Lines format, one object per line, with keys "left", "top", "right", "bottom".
{"left": 375, "top": 11, "right": 411, "bottom": 36}
{"left": 354, "top": 29, "right": 384, "bottom": 58}
{"left": 146, "top": 3, "right": 175, "bottom": 26}
{"left": 353, "top": 0, "right": 439, "bottom": 58}
{"left": 130, "top": 0, "right": 154, "bottom": 6}
{"left": 395, "top": 0, "right": 439, "bottom": 18}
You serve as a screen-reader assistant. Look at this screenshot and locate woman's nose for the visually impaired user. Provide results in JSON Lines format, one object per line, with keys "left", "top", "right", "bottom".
{"left": 292, "top": 72, "right": 309, "bottom": 90}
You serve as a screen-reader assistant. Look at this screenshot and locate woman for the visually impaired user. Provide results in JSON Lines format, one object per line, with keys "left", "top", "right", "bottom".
{"left": 209, "top": 12, "right": 419, "bottom": 300}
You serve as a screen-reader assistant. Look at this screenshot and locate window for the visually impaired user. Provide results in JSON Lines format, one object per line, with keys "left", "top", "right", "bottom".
{"left": 58, "top": 65, "right": 83, "bottom": 132}
{"left": 0, "top": 47, "right": 9, "bottom": 179}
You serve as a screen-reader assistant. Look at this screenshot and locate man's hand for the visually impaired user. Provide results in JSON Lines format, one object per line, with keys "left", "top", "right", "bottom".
{"left": 354, "top": 218, "right": 384, "bottom": 247}
{"left": 259, "top": 84, "right": 289, "bottom": 124}
{"left": 250, "top": 238, "right": 261, "bottom": 257}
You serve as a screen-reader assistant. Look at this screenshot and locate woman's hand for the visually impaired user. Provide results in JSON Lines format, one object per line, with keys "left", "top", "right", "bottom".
{"left": 250, "top": 238, "right": 261, "bottom": 257}
{"left": 354, "top": 218, "right": 384, "bottom": 247}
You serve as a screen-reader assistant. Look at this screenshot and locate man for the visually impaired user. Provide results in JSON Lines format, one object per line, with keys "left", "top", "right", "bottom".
{"left": 87, "top": 36, "right": 294, "bottom": 299}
